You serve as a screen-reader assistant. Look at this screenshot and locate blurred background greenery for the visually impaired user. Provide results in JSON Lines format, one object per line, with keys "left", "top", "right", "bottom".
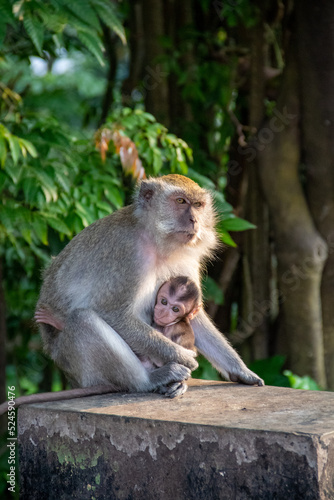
{"left": 1, "top": 2, "right": 334, "bottom": 492}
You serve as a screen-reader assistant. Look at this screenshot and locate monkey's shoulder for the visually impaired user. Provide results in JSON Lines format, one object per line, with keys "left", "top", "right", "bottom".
{"left": 42, "top": 206, "right": 141, "bottom": 283}
{"left": 58, "top": 206, "right": 137, "bottom": 253}
{"left": 79, "top": 205, "right": 136, "bottom": 237}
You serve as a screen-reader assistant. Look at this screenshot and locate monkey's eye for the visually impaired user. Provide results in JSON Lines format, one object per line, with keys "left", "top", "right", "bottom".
{"left": 193, "top": 201, "right": 202, "bottom": 208}
{"left": 172, "top": 306, "right": 180, "bottom": 313}
{"left": 176, "top": 198, "right": 186, "bottom": 204}
{"left": 161, "top": 298, "right": 167, "bottom": 305}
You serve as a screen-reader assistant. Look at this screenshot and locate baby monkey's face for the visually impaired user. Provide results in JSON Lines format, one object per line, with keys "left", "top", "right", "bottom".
{"left": 154, "top": 282, "right": 197, "bottom": 327}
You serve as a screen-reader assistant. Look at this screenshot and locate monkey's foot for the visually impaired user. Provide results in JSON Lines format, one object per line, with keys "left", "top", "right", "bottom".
{"left": 157, "top": 381, "right": 188, "bottom": 398}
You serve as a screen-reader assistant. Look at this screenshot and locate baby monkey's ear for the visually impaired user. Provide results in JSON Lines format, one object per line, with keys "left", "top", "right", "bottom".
{"left": 188, "top": 304, "right": 201, "bottom": 321}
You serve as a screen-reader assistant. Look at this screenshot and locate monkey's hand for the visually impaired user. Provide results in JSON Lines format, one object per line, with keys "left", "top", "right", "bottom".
{"left": 175, "top": 345, "right": 198, "bottom": 371}
{"left": 229, "top": 368, "right": 264, "bottom": 386}
{"left": 157, "top": 381, "right": 188, "bottom": 399}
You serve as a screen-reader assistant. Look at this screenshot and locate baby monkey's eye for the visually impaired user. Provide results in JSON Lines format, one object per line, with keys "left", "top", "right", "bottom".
{"left": 193, "top": 201, "right": 202, "bottom": 208}
{"left": 176, "top": 198, "right": 186, "bottom": 204}
{"left": 172, "top": 306, "right": 180, "bottom": 313}
{"left": 161, "top": 298, "right": 167, "bottom": 305}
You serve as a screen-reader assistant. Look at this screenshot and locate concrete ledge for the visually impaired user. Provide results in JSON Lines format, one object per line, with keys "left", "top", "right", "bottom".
{"left": 18, "top": 379, "right": 334, "bottom": 499}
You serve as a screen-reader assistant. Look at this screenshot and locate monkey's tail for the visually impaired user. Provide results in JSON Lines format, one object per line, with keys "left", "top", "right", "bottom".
{"left": 0, "top": 384, "right": 119, "bottom": 416}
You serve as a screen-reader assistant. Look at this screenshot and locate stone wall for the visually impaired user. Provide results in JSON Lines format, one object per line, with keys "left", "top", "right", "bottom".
{"left": 18, "top": 379, "right": 334, "bottom": 499}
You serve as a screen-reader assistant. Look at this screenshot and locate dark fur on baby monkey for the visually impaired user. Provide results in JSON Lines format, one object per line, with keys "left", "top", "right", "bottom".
{"left": 139, "top": 276, "right": 199, "bottom": 358}
{"left": 150, "top": 276, "right": 200, "bottom": 354}
{"left": 0, "top": 174, "right": 265, "bottom": 415}
{"left": 140, "top": 276, "right": 201, "bottom": 396}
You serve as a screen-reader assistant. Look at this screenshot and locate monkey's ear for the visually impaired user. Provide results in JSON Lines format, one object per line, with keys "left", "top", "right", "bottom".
{"left": 138, "top": 180, "right": 155, "bottom": 205}
{"left": 188, "top": 304, "right": 201, "bottom": 320}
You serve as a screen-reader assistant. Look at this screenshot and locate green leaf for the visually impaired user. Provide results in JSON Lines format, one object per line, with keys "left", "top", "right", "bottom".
{"left": 213, "top": 192, "right": 234, "bottom": 215}
{"left": 77, "top": 29, "right": 105, "bottom": 66}
{"left": 283, "top": 370, "right": 321, "bottom": 391}
{"left": 23, "top": 13, "right": 44, "bottom": 56}
{"left": 93, "top": 0, "right": 126, "bottom": 45}
{"left": 249, "top": 356, "right": 290, "bottom": 387}
{"left": 202, "top": 275, "right": 224, "bottom": 305}
{"left": 5, "top": 163, "right": 23, "bottom": 184}
{"left": 217, "top": 228, "right": 237, "bottom": 247}
{"left": 221, "top": 218, "right": 256, "bottom": 232}
{"left": 31, "top": 168, "right": 58, "bottom": 203}
{"left": 67, "top": 0, "right": 100, "bottom": 31}
{"left": 96, "top": 201, "right": 113, "bottom": 214}
{"left": 7, "top": 134, "right": 21, "bottom": 165}
{"left": 54, "top": 169, "right": 71, "bottom": 193}
{"left": 22, "top": 177, "right": 39, "bottom": 206}
{"left": 19, "top": 225, "right": 33, "bottom": 244}
{"left": 33, "top": 214, "right": 48, "bottom": 245}
{"left": 152, "top": 148, "right": 163, "bottom": 174}
{"left": 0, "top": 171, "right": 7, "bottom": 191}
{"left": 104, "top": 186, "right": 124, "bottom": 209}
{"left": 0, "top": 135, "right": 7, "bottom": 166}
{"left": 74, "top": 201, "right": 93, "bottom": 226}
{"left": 41, "top": 213, "right": 71, "bottom": 236}
{"left": 0, "top": 205, "right": 16, "bottom": 232}
{"left": 18, "top": 138, "right": 38, "bottom": 159}
{"left": 187, "top": 168, "right": 215, "bottom": 190}
{"left": 192, "top": 355, "right": 222, "bottom": 381}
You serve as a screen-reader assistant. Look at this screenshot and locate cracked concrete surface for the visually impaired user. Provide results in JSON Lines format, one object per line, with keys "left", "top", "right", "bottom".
{"left": 18, "top": 379, "right": 334, "bottom": 499}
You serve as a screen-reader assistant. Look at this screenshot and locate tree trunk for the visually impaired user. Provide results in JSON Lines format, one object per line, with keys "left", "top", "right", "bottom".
{"left": 141, "top": 0, "right": 170, "bottom": 125}
{"left": 259, "top": 41, "right": 328, "bottom": 387}
{"left": 242, "top": 21, "right": 271, "bottom": 360}
{"left": 122, "top": 0, "right": 145, "bottom": 101}
{"left": 165, "top": 0, "right": 194, "bottom": 134}
{"left": 296, "top": 0, "right": 334, "bottom": 389}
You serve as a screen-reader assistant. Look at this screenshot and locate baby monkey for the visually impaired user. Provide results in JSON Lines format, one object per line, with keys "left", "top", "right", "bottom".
{"left": 140, "top": 276, "right": 201, "bottom": 371}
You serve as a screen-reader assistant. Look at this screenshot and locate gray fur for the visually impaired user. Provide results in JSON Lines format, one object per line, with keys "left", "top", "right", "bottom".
{"left": 37, "top": 174, "right": 263, "bottom": 394}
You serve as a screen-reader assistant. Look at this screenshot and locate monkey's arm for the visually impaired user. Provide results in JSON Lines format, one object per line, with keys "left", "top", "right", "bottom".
{"left": 110, "top": 314, "right": 198, "bottom": 371}
{"left": 192, "top": 310, "right": 264, "bottom": 386}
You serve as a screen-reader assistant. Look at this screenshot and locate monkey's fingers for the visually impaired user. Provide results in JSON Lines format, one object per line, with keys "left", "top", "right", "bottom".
{"left": 178, "top": 348, "right": 198, "bottom": 371}
{"left": 157, "top": 381, "right": 188, "bottom": 398}
{"left": 230, "top": 370, "right": 265, "bottom": 386}
{"left": 166, "top": 381, "right": 188, "bottom": 398}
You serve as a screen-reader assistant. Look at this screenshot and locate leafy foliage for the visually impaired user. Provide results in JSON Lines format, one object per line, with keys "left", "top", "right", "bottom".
{"left": 249, "top": 356, "right": 290, "bottom": 387}
{"left": 99, "top": 107, "right": 193, "bottom": 176}
{"left": 283, "top": 370, "right": 321, "bottom": 391}
{"left": 5, "top": 0, "right": 125, "bottom": 61}
{"left": 249, "top": 356, "right": 321, "bottom": 390}
{"left": 193, "top": 355, "right": 222, "bottom": 381}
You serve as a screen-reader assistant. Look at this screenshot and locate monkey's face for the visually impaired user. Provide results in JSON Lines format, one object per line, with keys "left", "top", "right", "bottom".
{"left": 167, "top": 193, "right": 205, "bottom": 244}
{"left": 154, "top": 282, "right": 196, "bottom": 327}
{"left": 135, "top": 176, "right": 217, "bottom": 253}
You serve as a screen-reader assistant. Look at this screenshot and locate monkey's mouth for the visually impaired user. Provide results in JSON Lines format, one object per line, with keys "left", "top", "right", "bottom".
{"left": 175, "top": 231, "right": 197, "bottom": 243}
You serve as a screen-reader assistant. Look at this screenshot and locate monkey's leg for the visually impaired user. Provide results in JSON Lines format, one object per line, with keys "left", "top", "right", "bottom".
{"left": 54, "top": 309, "right": 191, "bottom": 392}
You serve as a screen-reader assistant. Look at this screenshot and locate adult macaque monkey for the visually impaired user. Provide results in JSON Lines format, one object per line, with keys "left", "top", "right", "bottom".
{"left": 35, "top": 174, "right": 264, "bottom": 398}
